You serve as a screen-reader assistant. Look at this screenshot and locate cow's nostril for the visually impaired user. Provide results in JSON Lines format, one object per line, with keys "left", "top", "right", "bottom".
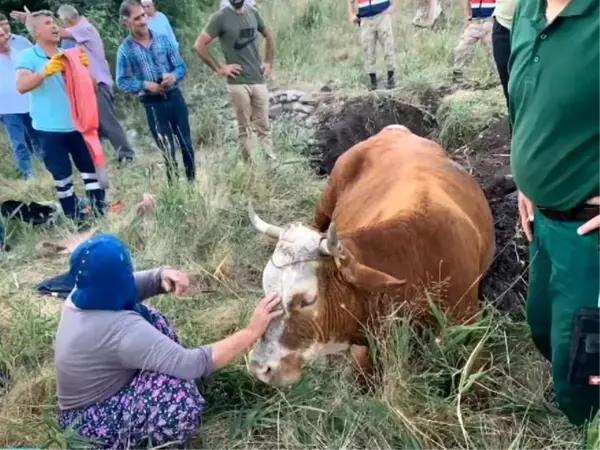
{"left": 263, "top": 366, "right": 272, "bottom": 375}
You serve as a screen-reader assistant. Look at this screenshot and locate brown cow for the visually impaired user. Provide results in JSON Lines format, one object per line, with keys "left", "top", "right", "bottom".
{"left": 247, "top": 124, "right": 495, "bottom": 387}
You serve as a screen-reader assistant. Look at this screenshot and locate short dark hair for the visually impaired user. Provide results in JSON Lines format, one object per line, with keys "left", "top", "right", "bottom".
{"left": 119, "top": 0, "right": 142, "bottom": 18}
{"left": 0, "top": 13, "right": 7, "bottom": 22}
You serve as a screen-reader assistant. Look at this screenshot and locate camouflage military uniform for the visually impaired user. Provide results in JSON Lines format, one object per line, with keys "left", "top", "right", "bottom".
{"left": 360, "top": 12, "right": 396, "bottom": 75}
{"left": 452, "top": 18, "right": 494, "bottom": 76}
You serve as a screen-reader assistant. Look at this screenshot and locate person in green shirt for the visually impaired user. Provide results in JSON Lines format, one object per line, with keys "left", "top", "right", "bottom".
{"left": 194, "top": 0, "right": 276, "bottom": 164}
{"left": 508, "top": 0, "right": 599, "bottom": 429}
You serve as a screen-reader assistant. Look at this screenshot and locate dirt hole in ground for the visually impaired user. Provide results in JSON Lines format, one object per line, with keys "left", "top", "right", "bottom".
{"left": 309, "top": 95, "right": 527, "bottom": 317}
{"left": 308, "top": 95, "right": 438, "bottom": 176}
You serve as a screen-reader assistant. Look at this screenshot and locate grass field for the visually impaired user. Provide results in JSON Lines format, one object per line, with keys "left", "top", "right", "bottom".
{"left": 0, "top": 0, "right": 596, "bottom": 448}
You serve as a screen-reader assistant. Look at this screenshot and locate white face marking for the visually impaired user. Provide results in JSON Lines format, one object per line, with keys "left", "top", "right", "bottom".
{"left": 250, "top": 224, "right": 325, "bottom": 373}
{"left": 262, "top": 224, "right": 322, "bottom": 313}
{"left": 384, "top": 124, "right": 409, "bottom": 131}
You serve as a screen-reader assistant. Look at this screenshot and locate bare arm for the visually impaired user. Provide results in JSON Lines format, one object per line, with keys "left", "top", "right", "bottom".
{"left": 16, "top": 69, "right": 46, "bottom": 94}
{"left": 261, "top": 28, "right": 274, "bottom": 65}
{"left": 347, "top": 0, "right": 357, "bottom": 18}
{"left": 58, "top": 28, "right": 74, "bottom": 40}
{"left": 194, "top": 32, "right": 222, "bottom": 74}
{"left": 388, "top": 0, "right": 397, "bottom": 14}
{"left": 465, "top": 0, "right": 472, "bottom": 20}
{"left": 210, "top": 328, "right": 260, "bottom": 370}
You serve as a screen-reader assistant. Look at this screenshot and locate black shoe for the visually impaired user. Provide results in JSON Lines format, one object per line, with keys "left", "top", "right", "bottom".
{"left": 386, "top": 71, "right": 395, "bottom": 89}
{"left": 368, "top": 73, "right": 377, "bottom": 91}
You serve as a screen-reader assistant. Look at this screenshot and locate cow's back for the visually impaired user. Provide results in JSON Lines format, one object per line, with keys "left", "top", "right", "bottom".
{"left": 318, "top": 126, "right": 495, "bottom": 323}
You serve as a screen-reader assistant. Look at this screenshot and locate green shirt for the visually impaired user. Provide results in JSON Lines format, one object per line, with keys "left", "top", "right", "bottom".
{"left": 508, "top": 0, "right": 599, "bottom": 211}
{"left": 205, "top": 7, "right": 266, "bottom": 85}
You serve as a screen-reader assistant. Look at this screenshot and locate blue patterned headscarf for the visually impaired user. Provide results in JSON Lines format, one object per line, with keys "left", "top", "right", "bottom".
{"left": 69, "top": 233, "right": 151, "bottom": 322}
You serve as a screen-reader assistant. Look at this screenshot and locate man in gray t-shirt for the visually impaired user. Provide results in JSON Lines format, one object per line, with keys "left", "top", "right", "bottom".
{"left": 55, "top": 4, "right": 135, "bottom": 163}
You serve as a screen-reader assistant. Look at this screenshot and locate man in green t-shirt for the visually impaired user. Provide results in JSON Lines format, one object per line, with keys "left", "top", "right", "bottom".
{"left": 509, "top": 0, "right": 599, "bottom": 429}
{"left": 195, "top": 0, "right": 276, "bottom": 163}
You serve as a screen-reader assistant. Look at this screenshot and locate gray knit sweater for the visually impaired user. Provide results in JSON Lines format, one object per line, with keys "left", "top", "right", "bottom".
{"left": 54, "top": 268, "right": 213, "bottom": 410}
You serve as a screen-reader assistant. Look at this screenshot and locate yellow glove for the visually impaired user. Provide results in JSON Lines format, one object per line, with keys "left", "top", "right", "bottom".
{"left": 43, "top": 54, "right": 65, "bottom": 77}
{"left": 79, "top": 49, "right": 89, "bottom": 68}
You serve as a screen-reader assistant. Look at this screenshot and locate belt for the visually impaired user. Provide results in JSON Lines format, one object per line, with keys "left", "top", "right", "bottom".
{"left": 538, "top": 204, "right": 599, "bottom": 223}
{"left": 140, "top": 87, "right": 179, "bottom": 104}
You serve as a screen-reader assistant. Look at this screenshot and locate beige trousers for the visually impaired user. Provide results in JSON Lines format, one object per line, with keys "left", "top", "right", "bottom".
{"left": 227, "top": 83, "right": 275, "bottom": 162}
{"left": 452, "top": 19, "right": 493, "bottom": 74}
{"left": 360, "top": 13, "right": 396, "bottom": 74}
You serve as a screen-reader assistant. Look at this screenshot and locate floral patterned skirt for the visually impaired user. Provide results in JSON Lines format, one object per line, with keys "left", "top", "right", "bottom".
{"left": 57, "top": 306, "right": 206, "bottom": 449}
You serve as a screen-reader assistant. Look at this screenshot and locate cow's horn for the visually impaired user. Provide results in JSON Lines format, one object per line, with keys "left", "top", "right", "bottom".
{"left": 320, "top": 222, "right": 344, "bottom": 257}
{"left": 247, "top": 201, "right": 283, "bottom": 240}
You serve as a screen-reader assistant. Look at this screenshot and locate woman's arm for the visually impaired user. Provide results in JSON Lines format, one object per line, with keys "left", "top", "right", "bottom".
{"left": 117, "top": 293, "right": 282, "bottom": 379}
{"left": 134, "top": 268, "right": 165, "bottom": 301}
{"left": 134, "top": 267, "right": 190, "bottom": 301}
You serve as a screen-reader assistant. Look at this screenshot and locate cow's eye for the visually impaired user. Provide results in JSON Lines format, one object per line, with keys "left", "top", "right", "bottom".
{"left": 300, "top": 296, "right": 317, "bottom": 308}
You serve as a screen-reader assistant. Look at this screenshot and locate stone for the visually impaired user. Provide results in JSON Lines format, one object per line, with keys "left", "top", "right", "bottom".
{"left": 299, "top": 93, "right": 317, "bottom": 105}
{"left": 286, "top": 90, "right": 305, "bottom": 102}
{"left": 282, "top": 103, "right": 294, "bottom": 111}
{"left": 292, "top": 102, "right": 315, "bottom": 114}
{"left": 269, "top": 104, "right": 284, "bottom": 118}
{"left": 305, "top": 116, "right": 318, "bottom": 128}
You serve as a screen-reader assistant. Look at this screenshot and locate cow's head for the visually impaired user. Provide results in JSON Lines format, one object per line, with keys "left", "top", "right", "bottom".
{"left": 247, "top": 202, "right": 406, "bottom": 387}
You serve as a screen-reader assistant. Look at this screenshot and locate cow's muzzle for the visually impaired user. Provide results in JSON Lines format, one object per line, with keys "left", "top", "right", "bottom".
{"left": 248, "top": 354, "right": 304, "bottom": 387}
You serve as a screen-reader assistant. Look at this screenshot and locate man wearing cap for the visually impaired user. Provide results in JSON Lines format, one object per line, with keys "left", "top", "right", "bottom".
{"left": 140, "top": 0, "right": 178, "bottom": 50}
{"left": 195, "top": 0, "right": 276, "bottom": 164}
{"left": 0, "top": 13, "right": 42, "bottom": 181}
{"left": 509, "top": 0, "right": 599, "bottom": 429}
{"left": 116, "top": 0, "right": 195, "bottom": 184}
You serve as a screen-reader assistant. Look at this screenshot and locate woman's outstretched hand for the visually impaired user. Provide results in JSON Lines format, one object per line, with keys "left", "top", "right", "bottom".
{"left": 160, "top": 268, "right": 190, "bottom": 296}
{"left": 246, "top": 293, "right": 283, "bottom": 339}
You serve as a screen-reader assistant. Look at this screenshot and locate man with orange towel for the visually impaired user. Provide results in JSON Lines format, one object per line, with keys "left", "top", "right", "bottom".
{"left": 15, "top": 10, "right": 106, "bottom": 224}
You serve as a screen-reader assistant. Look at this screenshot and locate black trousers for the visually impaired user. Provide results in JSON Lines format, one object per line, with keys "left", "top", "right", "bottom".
{"left": 142, "top": 88, "right": 196, "bottom": 184}
{"left": 492, "top": 18, "right": 511, "bottom": 108}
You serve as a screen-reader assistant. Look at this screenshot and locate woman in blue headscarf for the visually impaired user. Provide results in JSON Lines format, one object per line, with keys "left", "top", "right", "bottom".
{"left": 55, "top": 233, "right": 281, "bottom": 449}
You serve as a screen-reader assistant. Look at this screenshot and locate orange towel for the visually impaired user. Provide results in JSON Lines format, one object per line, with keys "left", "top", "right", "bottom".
{"left": 62, "top": 48, "right": 109, "bottom": 189}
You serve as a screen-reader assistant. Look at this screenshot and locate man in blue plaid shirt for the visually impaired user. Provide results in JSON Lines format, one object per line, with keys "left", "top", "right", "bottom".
{"left": 116, "top": 0, "right": 195, "bottom": 184}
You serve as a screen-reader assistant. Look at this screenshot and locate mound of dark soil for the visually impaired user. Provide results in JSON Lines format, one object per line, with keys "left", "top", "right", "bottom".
{"left": 308, "top": 95, "right": 438, "bottom": 175}
{"left": 452, "top": 118, "right": 528, "bottom": 316}
{"left": 309, "top": 96, "right": 527, "bottom": 317}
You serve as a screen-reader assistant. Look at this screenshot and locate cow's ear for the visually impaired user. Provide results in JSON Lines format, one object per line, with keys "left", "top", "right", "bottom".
{"left": 339, "top": 259, "right": 406, "bottom": 292}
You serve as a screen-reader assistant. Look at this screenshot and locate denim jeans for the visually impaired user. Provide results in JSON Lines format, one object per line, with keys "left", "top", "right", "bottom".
{"left": 0, "top": 113, "right": 43, "bottom": 179}
{"left": 142, "top": 88, "right": 196, "bottom": 184}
